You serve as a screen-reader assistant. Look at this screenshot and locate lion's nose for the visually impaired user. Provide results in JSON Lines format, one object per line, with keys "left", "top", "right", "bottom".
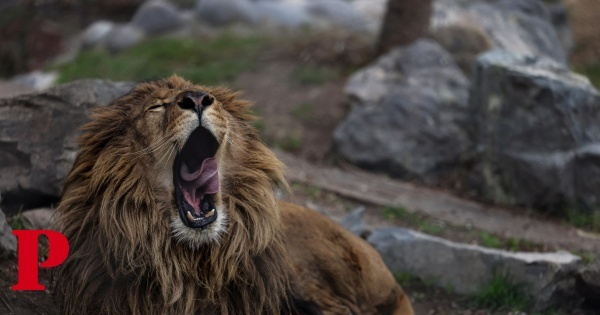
{"left": 179, "top": 91, "right": 214, "bottom": 113}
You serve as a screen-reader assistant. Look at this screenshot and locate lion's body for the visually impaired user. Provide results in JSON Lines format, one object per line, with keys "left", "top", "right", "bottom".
{"left": 282, "top": 201, "right": 414, "bottom": 315}
{"left": 52, "top": 76, "right": 413, "bottom": 315}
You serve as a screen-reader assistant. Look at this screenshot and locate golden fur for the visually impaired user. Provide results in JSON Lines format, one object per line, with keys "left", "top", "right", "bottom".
{"left": 53, "top": 75, "right": 413, "bottom": 315}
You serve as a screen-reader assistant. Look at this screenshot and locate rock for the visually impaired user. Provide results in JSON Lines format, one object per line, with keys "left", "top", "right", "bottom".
{"left": 195, "top": 0, "right": 259, "bottom": 27}
{"left": 22, "top": 208, "right": 55, "bottom": 230}
{"left": 105, "top": 24, "right": 145, "bottom": 53}
{"left": 545, "top": 2, "right": 573, "bottom": 56}
{"left": 11, "top": 71, "right": 58, "bottom": 91}
{"left": 131, "top": 0, "right": 184, "bottom": 35}
{"left": 577, "top": 259, "right": 600, "bottom": 310}
{"left": 368, "top": 227, "right": 583, "bottom": 309}
{"left": 81, "top": 20, "right": 115, "bottom": 49}
{"left": 340, "top": 206, "right": 369, "bottom": 238}
{"left": 333, "top": 39, "right": 470, "bottom": 182}
{"left": 255, "top": 2, "right": 312, "bottom": 28}
{"left": 431, "top": 0, "right": 567, "bottom": 65}
{"left": 351, "top": 0, "right": 387, "bottom": 33}
{"left": 469, "top": 50, "right": 600, "bottom": 210}
{"left": 0, "top": 209, "right": 16, "bottom": 259}
{"left": 0, "top": 80, "right": 135, "bottom": 214}
{"left": 306, "top": 0, "right": 367, "bottom": 31}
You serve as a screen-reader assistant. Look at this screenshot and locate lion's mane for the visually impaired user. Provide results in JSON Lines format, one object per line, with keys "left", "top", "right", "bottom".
{"left": 53, "top": 79, "right": 293, "bottom": 314}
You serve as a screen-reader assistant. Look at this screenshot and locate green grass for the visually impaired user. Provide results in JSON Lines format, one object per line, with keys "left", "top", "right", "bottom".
{"left": 394, "top": 272, "right": 418, "bottom": 287}
{"left": 575, "top": 63, "right": 600, "bottom": 89}
{"left": 275, "top": 134, "right": 302, "bottom": 152}
{"left": 55, "top": 34, "right": 269, "bottom": 84}
{"left": 565, "top": 207, "right": 600, "bottom": 232}
{"left": 292, "top": 102, "right": 317, "bottom": 125}
{"left": 473, "top": 273, "right": 532, "bottom": 311}
{"left": 382, "top": 206, "right": 418, "bottom": 224}
{"left": 289, "top": 65, "right": 339, "bottom": 86}
{"left": 480, "top": 232, "right": 503, "bottom": 248}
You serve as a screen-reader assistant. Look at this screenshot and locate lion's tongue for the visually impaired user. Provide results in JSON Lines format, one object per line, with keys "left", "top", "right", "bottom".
{"left": 179, "top": 158, "right": 219, "bottom": 214}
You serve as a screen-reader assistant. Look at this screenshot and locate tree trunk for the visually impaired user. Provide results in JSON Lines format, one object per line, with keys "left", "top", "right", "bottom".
{"left": 377, "top": 0, "right": 433, "bottom": 55}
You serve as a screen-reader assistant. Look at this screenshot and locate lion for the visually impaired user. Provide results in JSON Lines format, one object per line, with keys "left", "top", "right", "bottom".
{"left": 53, "top": 75, "right": 414, "bottom": 315}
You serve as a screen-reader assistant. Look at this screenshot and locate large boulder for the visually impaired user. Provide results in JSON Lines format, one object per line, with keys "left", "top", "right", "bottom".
{"left": 333, "top": 39, "right": 470, "bottom": 182}
{"left": 0, "top": 208, "right": 16, "bottom": 259}
{"left": 105, "top": 24, "right": 145, "bottom": 53}
{"left": 306, "top": 0, "right": 367, "bottom": 32}
{"left": 431, "top": 0, "right": 568, "bottom": 66}
{"left": 131, "top": 0, "right": 185, "bottom": 35}
{"left": 469, "top": 50, "right": 600, "bottom": 210}
{"left": 195, "top": 0, "right": 260, "bottom": 27}
{"left": 369, "top": 228, "right": 583, "bottom": 310}
{"left": 0, "top": 80, "right": 134, "bottom": 214}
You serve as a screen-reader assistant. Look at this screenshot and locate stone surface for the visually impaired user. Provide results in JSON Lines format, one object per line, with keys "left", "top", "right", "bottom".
{"left": 577, "top": 259, "right": 600, "bottom": 310}
{"left": 105, "top": 24, "right": 145, "bottom": 53}
{"left": 131, "top": 0, "right": 184, "bottom": 35}
{"left": 255, "top": 2, "right": 312, "bottom": 28}
{"left": 11, "top": 71, "right": 58, "bottom": 91}
{"left": 306, "top": 0, "right": 367, "bottom": 31}
{"left": 368, "top": 227, "right": 583, "bottom": 309}
{"left": 22, "top": 208, "right": 55, "bottom": 230}
{"left": 469, "top": 50, "right": 600, "bottom": 209}
{"left": 545, "top": 2, "right": 573, "bottom": 56}
{"left": 431, "top": 0, "right": 568, "bottom": 65}
{"left": 0, "top": 80, "right": 135, "bottom": 214}
{"left": 339, "top": 206, "right": 369, "bottom": 238}
{"left": 195, "top": 0, "right": 259, "bottom": 27}
{"left": 0, "top": 208, "right": 16, "bottom": 259}
{"left": 81, "top": 20, "right": 115, "bottom": 49}
{"left": 333, "top": 39, "right": 470, "bottom": 182}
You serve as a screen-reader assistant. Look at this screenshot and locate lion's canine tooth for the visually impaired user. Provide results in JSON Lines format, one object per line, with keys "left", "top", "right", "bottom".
{"left": 186, "top": 211, "right": 195, "bottom": 222}
{"left": 205, "top": 209, "right": 215, "bottom": 218}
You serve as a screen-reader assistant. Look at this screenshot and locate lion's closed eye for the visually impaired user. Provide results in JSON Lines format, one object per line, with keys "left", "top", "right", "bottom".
{"left": 147, "top": 104, "right": 166, "bottom": 113}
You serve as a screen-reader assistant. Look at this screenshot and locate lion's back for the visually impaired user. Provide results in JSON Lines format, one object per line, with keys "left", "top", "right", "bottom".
{"left": 280, "top": 201, "right": 414, "bottom": 315}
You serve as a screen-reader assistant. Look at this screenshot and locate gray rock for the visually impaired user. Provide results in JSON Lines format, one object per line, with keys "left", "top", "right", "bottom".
{"left": 0, "top": 209, "right": 16, "bottom": 259}
{"left": 0, "top": 80, "right": 135, "bottom": 214}
{"left": 469, "top": 50, "right": 600, "bottom": 209}
{"left": 11, "top": 71, "right": 58, "bottom": 91}
{"left": 368, "top": 227, "right": 582, "bottom": 309}
{"left": 577, "top": 259, "right": 600, "bottom": 309}
{"left": 195, "top": 0, "right": 259, "bottom": 26}
{"left": 340, "top": 206, "right": 369, "bottom": 238}
{"left": 545, "top": 2, "right": 573, "bottom": 56}
{"left": 81, "top": 20, "right": 115, "bottom": 49}
{"left": 255, "top": 2, "right": 312, "bottom": 28}
{"left": 22, "top": 208, "right": 55, "bottom": 230}
{"left": 334, "top": 39, "right": 470, "bottom": 182}
{"left": 131, "top": 0, "right": 184, "bottom": 35}
{"left": 105, "top": 24, "right": 145, "bottom": 53}
{"left": 431, "top": 0, "right": 567, "bottom": 65}
{"left": 306, "top": 0, "right": 367, "bottom": 31}
{"left": 351, "top": 0, "right": 387, "bottom": 33}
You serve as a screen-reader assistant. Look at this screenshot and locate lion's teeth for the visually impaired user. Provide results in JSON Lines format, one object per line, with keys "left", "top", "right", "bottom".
{"left": 205, "top": 209, "right": 215, "bottom": 218}
{"left": 186, "top": 211, "right": 195, "bottom": 222}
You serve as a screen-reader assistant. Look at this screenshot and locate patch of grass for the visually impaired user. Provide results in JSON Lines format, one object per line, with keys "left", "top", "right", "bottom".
{"left": 576, "top": 63, "right": 600, "bottom": 89}
{"left": 480, "top": 232, "right": 503, "bottom": 248}
{"left": 419, "top": 221, "right": 444, "bottom": 236}
{"left": 394, "top": 272, "right": 418, "bottom": 287}
{"left": 276, "top": 134, "right": 302, "bottom": 152}
{"left": 292, "top": 102, "right": 317, "bottom": 125}
{"left": 9, "top": 209, "right": 25, "bottom": 230}
{"left": 55, "top": 34, "right": 269, "bottom": 84}
{"left": 289, "top": 65, "right": 338, "bottom": 86}
{"left": 382, "top": 206, "right": 417, "bottom": 223}
{"left": 473, "top": 273, "right": 532, "bottom": 311}
{"left": 565, "top": 207, "right": 600, "bottom": 232}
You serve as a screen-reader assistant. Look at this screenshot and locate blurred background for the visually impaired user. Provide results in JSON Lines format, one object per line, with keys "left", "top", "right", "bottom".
{"left": 1, "top": 0, "right": 600, "bottom": 314}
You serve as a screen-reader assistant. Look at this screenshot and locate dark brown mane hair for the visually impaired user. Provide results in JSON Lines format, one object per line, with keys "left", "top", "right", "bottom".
{"left": 53, "top": 77, "right": 293, "bottom": 314}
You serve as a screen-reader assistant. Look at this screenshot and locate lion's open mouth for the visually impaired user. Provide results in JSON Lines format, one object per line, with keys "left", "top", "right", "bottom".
{"left": 173, "top": 126, "right": 219, "bottom": 229}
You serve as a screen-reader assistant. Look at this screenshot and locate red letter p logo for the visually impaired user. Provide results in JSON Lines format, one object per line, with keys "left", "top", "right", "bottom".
{"left": 11, "top": 230, "right": 69, "bottom": 291}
